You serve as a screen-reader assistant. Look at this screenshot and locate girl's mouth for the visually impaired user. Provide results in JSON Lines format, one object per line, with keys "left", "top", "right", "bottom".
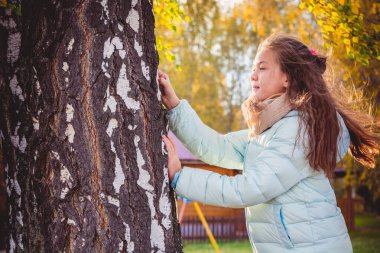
{"left": 252, "top": 85, "right": 260, "bottom": 91}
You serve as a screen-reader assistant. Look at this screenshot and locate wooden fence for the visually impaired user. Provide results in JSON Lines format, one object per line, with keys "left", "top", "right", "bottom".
{"left": 181, "top": 214, "right": 248, "bottom": 242}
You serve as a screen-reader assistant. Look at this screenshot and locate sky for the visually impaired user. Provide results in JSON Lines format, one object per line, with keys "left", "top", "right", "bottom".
{"left": 217, "top": 0, "right": 243, "bottom": 12}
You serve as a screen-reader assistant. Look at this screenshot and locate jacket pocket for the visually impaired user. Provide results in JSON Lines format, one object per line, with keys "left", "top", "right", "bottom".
{"left": 274, "top": 205, "right": 294, "bottom": 248}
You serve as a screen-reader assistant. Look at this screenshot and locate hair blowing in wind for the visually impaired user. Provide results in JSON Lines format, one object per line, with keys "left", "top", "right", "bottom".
{"left": 261, "top": 34, "right": 380, "bottom": 178}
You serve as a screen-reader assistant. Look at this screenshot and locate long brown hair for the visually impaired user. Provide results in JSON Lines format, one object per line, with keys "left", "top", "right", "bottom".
{"left": 261, "top": 34, "right": 380, "bottom": 178}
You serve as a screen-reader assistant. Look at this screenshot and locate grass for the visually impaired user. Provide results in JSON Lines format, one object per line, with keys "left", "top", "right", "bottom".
{"left": 183, "top": 240, "right": 252, "bottom": 253}
{"left": 183, "top": 213, "right": 380, "bottom": 253}
{"left": 350, "top": 213, "right": 380, "bottom": 253}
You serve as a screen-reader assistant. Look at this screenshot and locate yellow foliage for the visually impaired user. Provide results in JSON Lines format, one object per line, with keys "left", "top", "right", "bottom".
{"left": 324, "top": 25, "right": 335, "bottom": 32}
{"left": 338, "top": 0, "right": 345, "bottom": 5}
{"left": 301, "top": 0, "right": 379, "bottom": 66}
{"left": 154, "top": 0, "right": 189, "bottom": 64}
{"left": 0, "top": 0, "right": 6, "bottom": 7}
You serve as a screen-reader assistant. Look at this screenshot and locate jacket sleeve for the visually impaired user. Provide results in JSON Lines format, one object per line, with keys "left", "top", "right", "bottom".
{"left": 174, "top": 118, "right": 309, "bottom": 208}
{"left": 168, "top": 99, "right": 248, "bottom": 170}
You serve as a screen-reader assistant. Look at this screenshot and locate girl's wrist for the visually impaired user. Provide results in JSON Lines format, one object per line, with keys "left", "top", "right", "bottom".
{"left": 167, "top": 98, "right": 180, "bottom": 110}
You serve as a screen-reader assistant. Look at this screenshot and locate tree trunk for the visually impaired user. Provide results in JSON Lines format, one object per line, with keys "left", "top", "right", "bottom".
{"left": 0, "top": 0, "right": 182, "bottom": 252}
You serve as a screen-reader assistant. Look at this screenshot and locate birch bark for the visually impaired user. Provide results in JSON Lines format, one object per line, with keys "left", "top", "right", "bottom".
{"left": 0, "top": 1, "right": 182, "bottom": 252}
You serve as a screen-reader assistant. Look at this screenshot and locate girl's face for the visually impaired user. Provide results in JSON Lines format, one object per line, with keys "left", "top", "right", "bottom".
{"left": 250, "top": 47, "right": 288, "bottom": 101}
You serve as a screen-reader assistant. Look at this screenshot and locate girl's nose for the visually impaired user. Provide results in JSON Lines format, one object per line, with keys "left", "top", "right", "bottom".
{"left": 251, "top": 71, "right": 258, "bottom": 81}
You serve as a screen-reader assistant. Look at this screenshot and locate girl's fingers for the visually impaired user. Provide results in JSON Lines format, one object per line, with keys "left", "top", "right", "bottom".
{"left": 168, "top": 135, "right": 178, "bottom": 153}
{"left": 163, "top": 136, "right": 174, "bottom": 154}
{"left": 158, "top": 70, "right": 168, "bottom": 79}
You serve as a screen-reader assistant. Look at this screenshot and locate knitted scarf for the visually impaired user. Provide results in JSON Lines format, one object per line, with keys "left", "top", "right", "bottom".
{"left": 241, "top": 92, "right": 293, "bottom": 138}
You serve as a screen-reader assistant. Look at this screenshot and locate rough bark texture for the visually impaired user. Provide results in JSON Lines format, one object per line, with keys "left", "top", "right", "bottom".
{"left": 0, "top": 0, "right": 182, "bottom": 252}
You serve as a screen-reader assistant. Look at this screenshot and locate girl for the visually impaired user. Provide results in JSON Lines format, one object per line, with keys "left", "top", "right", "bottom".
{"left": 159, "top": 34, "right": 379, "bottom": 253}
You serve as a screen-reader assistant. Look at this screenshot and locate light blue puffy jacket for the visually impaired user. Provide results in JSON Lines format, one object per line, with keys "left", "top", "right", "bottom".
{"left": 168, "top": 100, "right": 353, "bottom": 253}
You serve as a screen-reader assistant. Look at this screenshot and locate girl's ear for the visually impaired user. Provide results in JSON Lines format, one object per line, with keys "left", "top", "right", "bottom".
{"left": 283, "top": 79, "right": 288, "bottom": 88}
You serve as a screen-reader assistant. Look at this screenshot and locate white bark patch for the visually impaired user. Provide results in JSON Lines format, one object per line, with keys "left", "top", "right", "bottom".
{"left": 118, "top": 23, "right": 124, "bottom": 31}
{"left": 7, "top": 32, "right": 21, "bottom": 64}
{"left": 102, "top": 36, "right": 125, "bottom": 78}
{"left": 65, "top": 124, "right": 75, "bottom": 143}
{"left": 100, "top": 0, "right": 110, "bottom": 24}
{"left": 128, "top": 125, "right": 137, "bottom": 131}
{"left": 107, "top": 119, "right": 125, "bottom": 194}
{"left": 19, "top": 136, "right": 27, "bottom": 153}
{"left": 5, "top": 167, "right": 11, "bottom": 197}
{"left": 162, "top": 139, "right": 167, "bottom": 155}
{"left": 35, "top": 80, "right": 42, "bottom": 95}
{"left": 113, "top": 145, "right": 125, "bottom": 194}
{"left": 32, "top": 117, "right": 39, "bottom": 131}
{"left": 151, "top": 219, "right": 165, "bottom": 251}
{"left": 52, "top": 151, "right": 74, "bottom": 199}
{"left": 103, "top": 37, "right": 123, "bottom": 59}
{"left": 156, "top": 70, "right": 162, "bottom": 101}
{"left": 16, "top": 196, "right": 21, "bottom": 207}
{"left": 112, "top": 37, "right": 123, "bottom": 50}
{"left": 63, "top": 104, "right": 75, "bottom": 142}
{"left": 52, "top": 151, "right": 60, "bottom": 160}
{"left": 33, "top": 193, "right": 38, "bottom": 213}
{"left": 18, "top": 234, "right": 24, "bottom": 250}
{"left": 61, "top": 187, "right": 69, "bottom": 199}
{"left": 10, "top": 123, "right": 27, "bottom": 152}
{"left": 141, "top": 60, "right": 150, "bottom": 81}
{"left": 116, "top": 64, "right": 140, "bottom": 110}
{"left": 134, "top": 39, "right": 143, "bottom": 57}
{"left": 32, "top": 67, "right": 42, "bottom": 95}
{"left": 9, "top": 235, "right": 15, "bottom": 253}
{"left": 119, "top": 50, "right": 126, "bottom": 59}
{"left": 0, "top": 17, "right": 16, "bottom": 29}
{"left": 103, "top": 86, "right": 117, "bottom": 113}
{"left": 16, "top": 211, "right": 23, "bottom": 226}
{"left": 62, "top": 62, "right": 69, "bottom": 72}
{"left": 60, "top": 166, "right": 73, "bottom": 187}
{"left": 7, "top": 178, "right": 12, "bottom": 197}
{"left": 106, "top": 118, "right": 118, "bottom": 137}
{"left": 10, "top": 75, "right": 25, "bottom": 101}
{"left": 135, "top": 136, "right": 153, "bottom": 191}
{"left": 118, "top": 241, "right": 124, "bottom": 252}
{"left": 126, "top": 8, "right": 139, "bottom": 33}
{"left": 123, "top": 222, "right": 135, "bottom": 253}
{"left": 107, "top": 195, "right": 120, "bottom": 207}
{"left": 10, "top": 122, "right": 20, "bottom": 148}
{"left": 103, "top": 38, "right": 114, "bottom": 59}
{"left": 101, "top": 62, "right": 111, "bottom": 79}
{"left": 136, "top": 136, "right": 165, "bottom": 246}
{"left": 67, "top": 219, "right": 77, "bottom": 226}
{"left": 147, "top": 192, "right": 156, "bottom": 217}
{"left": 66, "top": 104, "right": 74, "bottom": 122}
{"left": 66, "top": 38, "right": 75, "bottom": 54}
{"left": 157, "top": 84, "right": 162, "bottom": 102}
{"left": 13, "top": 176, "right": 21, "bottom": 196}
{"left": 107, "top": 195, "right": 121, "bottom": 215}
{"left": 159, "top": 168, "right": 172, "bottom": 230}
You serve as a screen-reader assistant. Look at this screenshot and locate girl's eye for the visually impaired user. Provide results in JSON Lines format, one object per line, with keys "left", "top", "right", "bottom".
{"left": 259, "top": 68, "right": 265, "bottom": 70}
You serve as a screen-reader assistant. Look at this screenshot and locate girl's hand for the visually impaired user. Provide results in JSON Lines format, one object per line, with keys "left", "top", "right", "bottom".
{"left": 162, "top": 135, "right": 182, "bottom": 181}
{"left": 158, "top": 70, "right": 180, "bottom": 110}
